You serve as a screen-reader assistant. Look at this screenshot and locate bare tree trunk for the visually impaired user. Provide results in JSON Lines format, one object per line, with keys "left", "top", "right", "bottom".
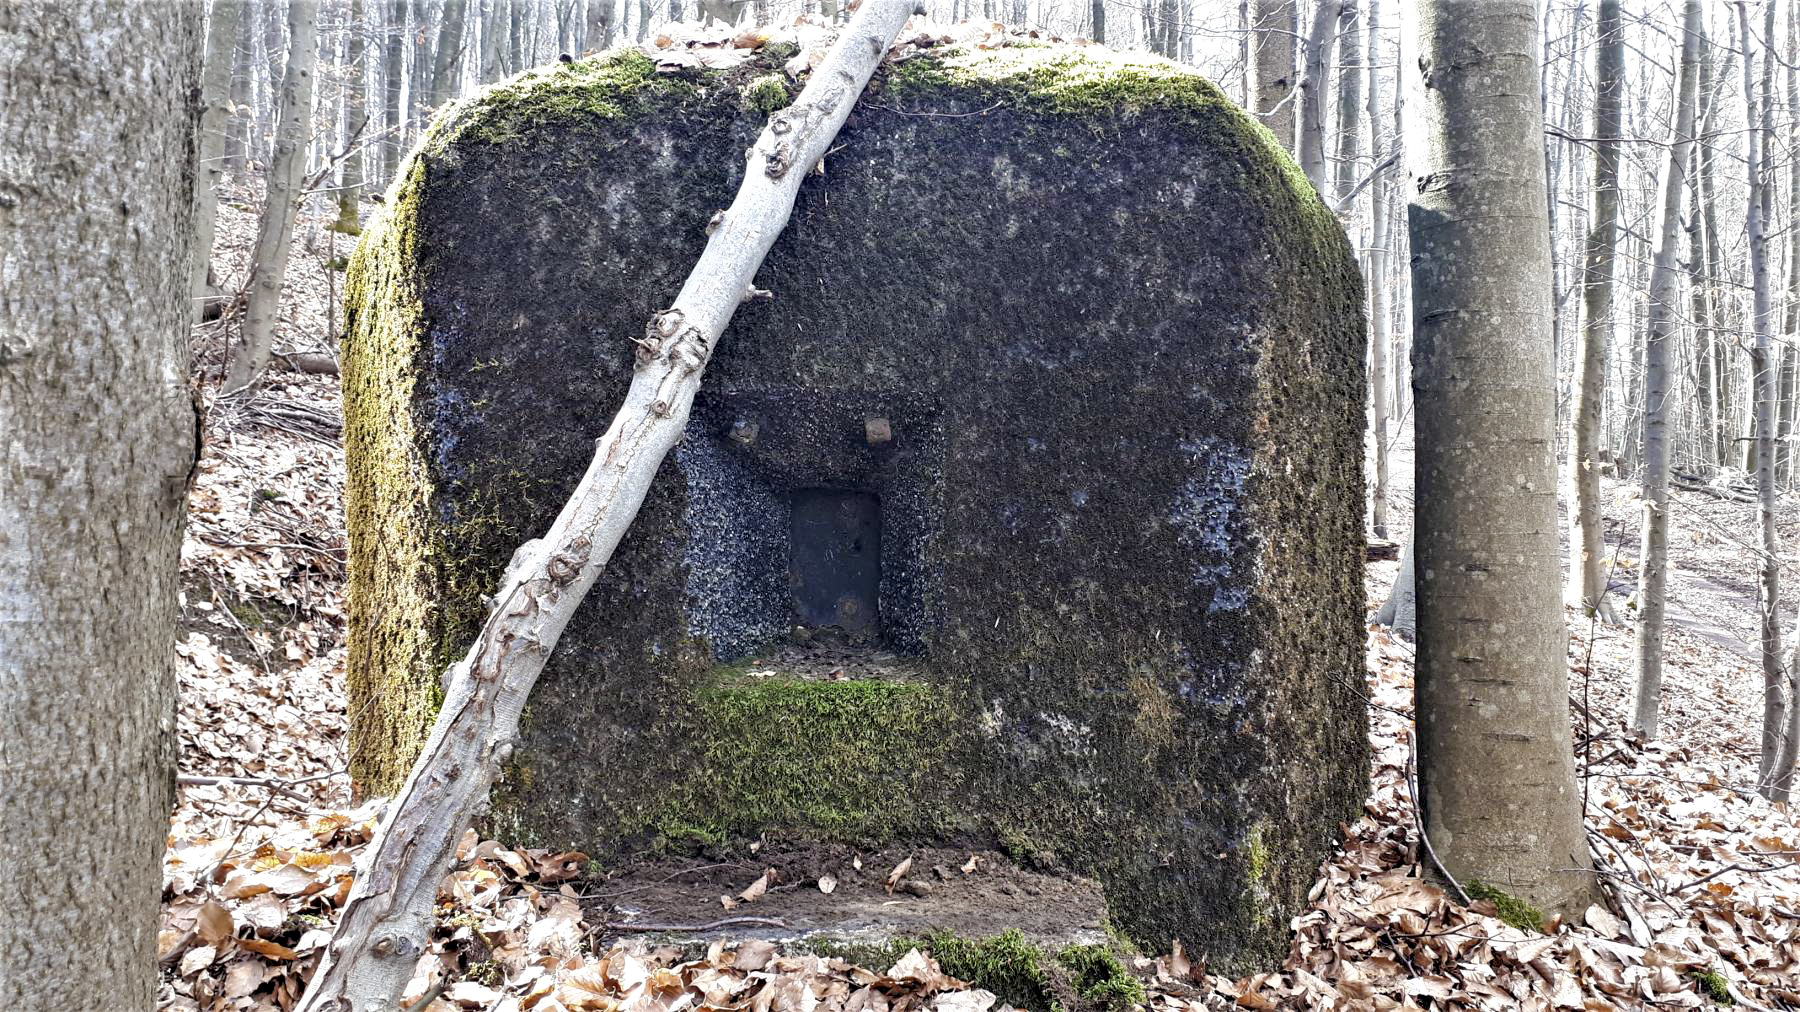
{"left": 1687, "top": 30, "right": 1718, "bottom": 471}
{"left": 1565, "top": 0, "right": 1621, "bottom": 622}
{"left": 1249, "top": 0, "right": 1296, "bottom": 152}
{"left": 1365, "top": 0, "right": 1389, "bottom": 540}
{"left": 1376, "top": 529, "right": 1416, "bottom": 637}
{"left": 194, "top": 0, "right": 249, "bottom": 324}
{"left": 1297, "top": 0, "right": 1334, "bottom": 192}
{"left": 227, "top": 0, "right": 321, "bottom": 391}
{"left": 295, "top": 7, "right": 915, "bottom": 1009}
{"left": 0, "top": 5, "right": 201, "bottom": 1010}
{"left": 1405, "top": 0, "right": 1598, "bottom": 918}
{"left": 697, "top": 0, "right": 735, "bottom": 25}
{"left": 481, "top": 0, "right": 504, "bottom": 78}
{"left": 227, "top": 4, "right": 255, "bottom": 176}
{"left": 1779, "top": 2, "right": 1800, "bottom": 491}
{"left": 1700, "top": 30, "right": 1736, "bottom": 469}
{"left": 430, "top": 0, "right": 470, "bottom": 108}
{"left": 382, "top": 0, "right": 405, "bottom": 182}
{"left": 638, "top": 0, "right": 654, "bottom": 40}
{"left": 335, "top": 0, "right": 368, "bottom": 235}
{"left": 1740, "top": 0, "right": 1788, "bottom": 798}
{"left": 1631, "top": 0, "right": 1701, "bottom": 741}
{"left": 1332, "top": 0, "right": 1360, "bottom": 204}
{"left": 408, "top": 0, "right": 432, "bottom": 139}
{"left": 585, "top": 0, "right": 616, "bottom": 52}
{"left": 510, "top": 0, "right": 527, "bottom": 69}
{"left": 1775, "top": 0, "right": 1800, "bottom": 801}
{"left": 1090, "top": 0, "right": 1105, "bottom": 42}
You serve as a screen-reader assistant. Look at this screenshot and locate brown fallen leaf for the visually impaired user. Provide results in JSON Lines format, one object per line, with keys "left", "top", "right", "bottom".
{"left": 738, "top": 867, "right": 775, "bottom": 903}
{"left": 819, "top": 873, "right": 838, "bottom": 894}
{"left": 960, "top": 854, "right": 980, "bottom": 875}
{"left": 886, "top": 856, "right": 913, "bottom": 895}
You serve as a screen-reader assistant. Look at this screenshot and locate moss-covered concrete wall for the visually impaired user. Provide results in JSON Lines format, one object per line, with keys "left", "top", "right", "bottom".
{"left": 343, "top": 41, "right": 1368, "bottom": 973}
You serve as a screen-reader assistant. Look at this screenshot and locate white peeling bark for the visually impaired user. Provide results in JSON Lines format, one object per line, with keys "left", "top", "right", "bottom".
{"left": 227, "top": 0, "right": 320, "bottom": 391}
{"left": 293, "top": 5, "right": 916, "bottom": 1010}
{"left": 1630, "top": 0, "right": 1701, "bottom": 741}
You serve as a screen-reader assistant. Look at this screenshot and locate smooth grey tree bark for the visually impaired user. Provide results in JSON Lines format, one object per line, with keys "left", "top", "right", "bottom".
{"left": 1090, "top": 0, "right": 1105, "bottom": 43}
{"left": 1631, "top": 0, "right": 1701, "bottom": 741}
{"left": 697, "top": 0, "right": 736, "bottom": 26}
{"left": 228, "top": 4, "right": 255, "bottom": 176}
{"left": 1248, "top": 0, "right": 1297, "bottom": 148}
{"left": 1365, "top": 0, "right": 1389, "bottom": 540}
{"left": 585, "top": 0, "right": 616, "bottom": 52}
{"left": 0, "top": 5, "right": 202, "bottom": 1009}
{"left": 383, "top": 0, "right": 406, "bottom": 180}
{"left": 1375, "top": 529, "right": 1416, "bottom": 637}
{"left": 1404, "top": 0, "right": 1599, "bottom": 919}
{"left": 1297, "top": 0, "right": 1334, "bottom": 192}
{"left": 293, "top": 6, "right": 916, "bottom": 1009}
{"left": 1332, "top": 0, "right": 1361, "bottom": 204}
{"left": 429, "top": 0, "right": 469, "bottom": 108}
{"left": 227, "top": 0, "right": 320, "bottom": 391}
{"left": 193, "top": 1, "right": 248, "bottom": 325}
{"left": 1687, "top": 28, "right": 1718, "bottom": 471}
{"left": 1249, "top": 0, "right": 1296, "bottom": 151}
{"left": 335, "top": 0, "right": 368, "bottom": 235}
{"left": 1565, "top": 0, "right": 1622, "bottom": 624}
{"left": 1739, "top": 0, "right": 1788, "bottom": 799}
{"left": 1775, "top": 0, "right": 1800, "bottom": 801}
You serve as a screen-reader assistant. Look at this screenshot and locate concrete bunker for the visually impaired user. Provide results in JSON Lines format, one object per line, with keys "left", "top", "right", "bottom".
{"left": 342, "top": 40, "right": 1369, "bottom": 972}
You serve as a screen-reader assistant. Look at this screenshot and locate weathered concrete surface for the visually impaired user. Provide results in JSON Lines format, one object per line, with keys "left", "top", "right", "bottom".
{"left": 342, "top": 41, "right": 1367, "bottom": 971}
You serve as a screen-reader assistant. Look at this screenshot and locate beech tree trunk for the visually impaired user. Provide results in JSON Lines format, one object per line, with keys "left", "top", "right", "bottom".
{"left": 1376, "top": 530, "right": 1416, "bottom": 637}
{"left": 585, "top": 0, "right": 616, "bottom": 52}
{"left": 1297, "top": 0, "right": 1334, "bottom": 192}
{"left": 1740, "top": 0, "right": 1787, "bottom": 799}
{"left": 227, "top": 0, "right": 320, "bottom": 392}
{"left": 429, "top": 0, "right": 469, "bottom": 108}
{"left": 1405, "top": 0, "right": 1598, "bottom": 919}
{"left": 1332, "top": 0, "right": 1361, "bottom": 205}
{"left": 335, "top": 0, "right": 368, "bottom": 235}
{"left": 1775, "top": 0, "right": 1800, "bottom": 801}
{"left": 1631, "top": 0, "right": 1701, "bottom": 741}
{"left": 1565, "top": 0, "right": 1622, "bottom": 623}
{"left": 294, "top": 6, "right": 916, "bottom": 1009}
{"left": 193, "top": 1, "right": 247, "bottom": 326}
{"left": 0, "top": 5, "right": 202, "bottom": 1009}
{"left": 228, "top": 6, "right": 255, "bottom": 176}
{"left": 1365, "top": 0, "right": 1389, "bottom": 540}
{"left": 383, "top": 0, "right": 406, "bottom": 180}
{"left": 1248, "top": 0, "right": 1295, "bottom": 151}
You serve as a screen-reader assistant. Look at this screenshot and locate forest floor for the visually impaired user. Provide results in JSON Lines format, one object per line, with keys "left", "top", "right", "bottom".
{"left": 158, "top": 193, "right": 1799, "bottom": 1011}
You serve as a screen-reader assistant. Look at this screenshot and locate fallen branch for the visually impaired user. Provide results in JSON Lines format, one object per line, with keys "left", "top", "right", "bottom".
{"left": 293, "top": 6, "right": 918, "bottom": 1010}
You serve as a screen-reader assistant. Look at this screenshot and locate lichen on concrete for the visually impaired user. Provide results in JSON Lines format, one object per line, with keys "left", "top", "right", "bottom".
{"left": 342, "top": 39, "right": 1366, "bottom": 972}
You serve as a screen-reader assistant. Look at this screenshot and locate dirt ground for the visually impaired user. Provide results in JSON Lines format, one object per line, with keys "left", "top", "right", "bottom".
{"left": 583, "top": 844, "right": 1108, "bottom": 950}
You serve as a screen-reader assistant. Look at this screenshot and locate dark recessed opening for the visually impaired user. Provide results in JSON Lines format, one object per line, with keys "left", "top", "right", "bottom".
{"left": 789, "top": 490, "right": 881, "bottom": 638}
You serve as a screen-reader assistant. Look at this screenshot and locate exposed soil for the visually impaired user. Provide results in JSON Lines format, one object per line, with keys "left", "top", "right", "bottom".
{"left": 583, "top": 843, "right": 1109, "bottom": 950}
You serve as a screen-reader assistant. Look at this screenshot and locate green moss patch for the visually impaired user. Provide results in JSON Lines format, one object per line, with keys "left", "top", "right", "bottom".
{"left": 652, "top": 673, "right": 962, "bottom": 841}
{"left": 1689, "top": 968, "right": 1734, "bottom": 1005}
{"left": 1465, "top": 881, "right": 1547, "bottom": 933}
{"left": 743, "top": 73, "right": 792, "bottom": 113}
{"left": 926, "top": 931, "right": 1145, "bottom": 1012}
